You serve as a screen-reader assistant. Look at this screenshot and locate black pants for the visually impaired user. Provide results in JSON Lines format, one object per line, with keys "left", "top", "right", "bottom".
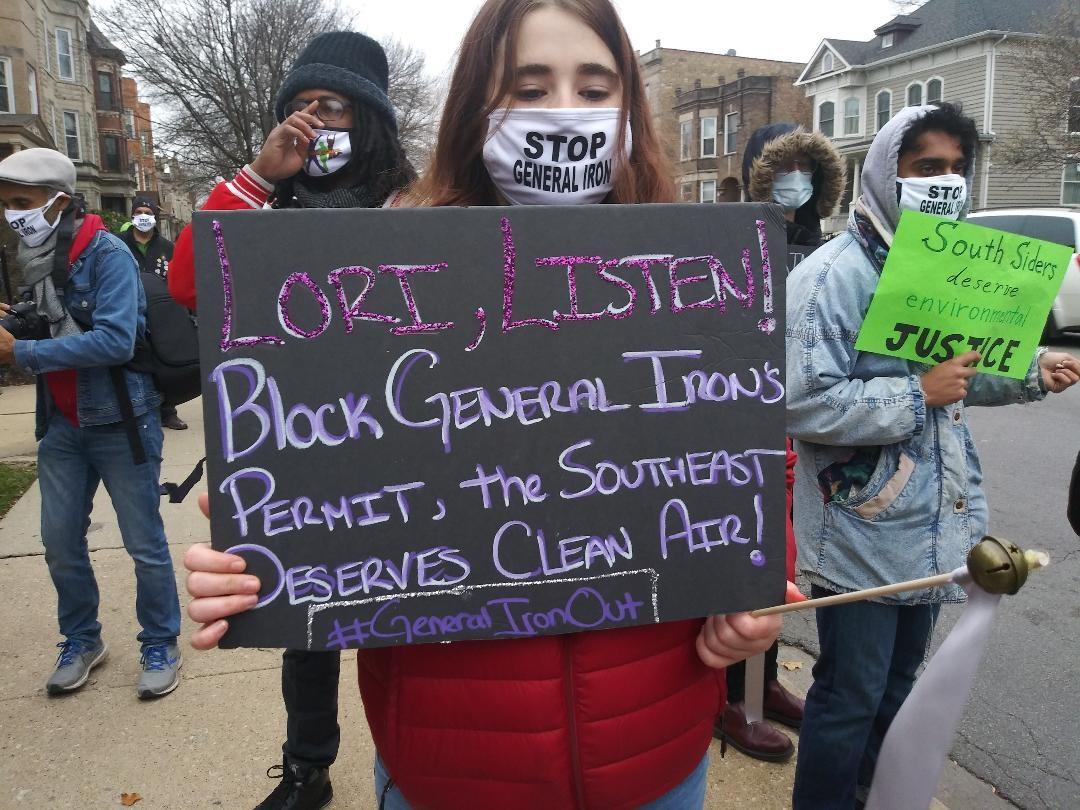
{"left": 161, "top": 403, "right": 178, "bottom": 420}
{"left": 282, "top": 649, "right": 341, "bottom": 769}
{"left": 725, "top": 640, "right": 780, "bottom": 703}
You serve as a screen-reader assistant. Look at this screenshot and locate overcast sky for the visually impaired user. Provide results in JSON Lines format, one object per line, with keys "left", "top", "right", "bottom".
{"left": 343, "top": 0, "right": 903, "bottom": 79}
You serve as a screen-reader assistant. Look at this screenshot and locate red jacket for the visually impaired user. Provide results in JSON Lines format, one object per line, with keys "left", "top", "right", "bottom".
{"left": 168, "top": 166, "right": 273, "bottom": 309}
{"left": 358, "top": 619, "right": 716, "bottom": 810}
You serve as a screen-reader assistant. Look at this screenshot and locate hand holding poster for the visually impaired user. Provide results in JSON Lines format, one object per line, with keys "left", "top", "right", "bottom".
{"left": 193, "top": 204, "right": 788, "bottom": 651}
{"left": 855, "top": 211, "right": 1071, "bottom": 378}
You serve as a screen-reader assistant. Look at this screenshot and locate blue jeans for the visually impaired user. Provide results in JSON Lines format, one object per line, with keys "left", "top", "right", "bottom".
{"left": 374, "top": 752, "right": 708, "bottom": 809}
{"left": 792, "top": 586, "right": 939, "bottom": 809}
{"left": 38, "top": 411, "right": 179, "bottom": 648}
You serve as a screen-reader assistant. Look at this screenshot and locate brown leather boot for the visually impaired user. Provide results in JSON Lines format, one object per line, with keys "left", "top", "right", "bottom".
{"left": 764, "top": 678, "right": 805, "bottom": 729}
{"left": 714, "top": 701, "right": 795, "bottom": 763}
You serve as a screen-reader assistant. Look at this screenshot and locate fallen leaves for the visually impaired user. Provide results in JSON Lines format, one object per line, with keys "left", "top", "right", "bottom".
{"left": 120, "top": 793, "right": 142, "bottom": 806}
{"left": 780, "top": 660, "right": 803, "bottom": 671}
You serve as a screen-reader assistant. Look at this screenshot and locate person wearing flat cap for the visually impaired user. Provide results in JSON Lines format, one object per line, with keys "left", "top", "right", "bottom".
{"left": 167, "top": 31, "right": 415, "bottom": 810}
{"left": 0, "top": 148, "right": 182, "bottom": 701}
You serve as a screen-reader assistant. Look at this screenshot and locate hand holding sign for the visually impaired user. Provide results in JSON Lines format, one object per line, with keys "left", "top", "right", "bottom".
{"left": 919, "top": 350, "right": 980, "bottom": 407}
{"left": 251, "top": 100, "right": 322, "bottom": 183}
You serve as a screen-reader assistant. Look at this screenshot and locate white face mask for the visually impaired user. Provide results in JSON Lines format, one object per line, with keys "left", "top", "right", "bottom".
{"left": 132, "top": 213, "right": 156, "bottom": 232}
{"left": 772, "top": 170, "right": 814, "bottom": 211}
{"left": 896, "top": 174, "right": 967, "bottom": 220}
{"left": 5, "top": 192, "right": 66, "bottom": 248}
{"left": 482, "top": 108, "right": 632, "bottom": 206}
{"left": 303, "top": 129, "right": 352, "bottom": 176}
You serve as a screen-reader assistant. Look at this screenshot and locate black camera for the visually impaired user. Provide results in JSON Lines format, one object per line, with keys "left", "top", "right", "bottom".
{"left": 0, "top": 300, "right": 50, "bottom": 340}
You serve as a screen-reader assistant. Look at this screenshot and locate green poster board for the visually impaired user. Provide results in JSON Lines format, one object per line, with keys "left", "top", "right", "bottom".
{"left": 855, "top": 211, "right": 1072, "bottom": 379}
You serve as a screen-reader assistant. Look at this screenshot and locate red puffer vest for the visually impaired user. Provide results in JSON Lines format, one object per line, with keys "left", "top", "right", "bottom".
{"left": 357, "top": 618, "right": 717, "bottom": 809}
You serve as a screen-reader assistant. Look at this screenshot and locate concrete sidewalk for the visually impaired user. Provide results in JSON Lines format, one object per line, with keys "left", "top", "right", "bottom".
{"left": 0, "top": 384, "right": 1010, "bottom": 809}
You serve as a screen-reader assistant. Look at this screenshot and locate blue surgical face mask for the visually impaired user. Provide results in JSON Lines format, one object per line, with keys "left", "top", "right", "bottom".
{"left": 772, "top": 170, "right": 814, "bottom": 211}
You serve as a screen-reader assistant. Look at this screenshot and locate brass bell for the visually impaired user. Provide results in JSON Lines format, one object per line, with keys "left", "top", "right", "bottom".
{"left": 967, "top": 536, "right": 1030, "bottom": 595}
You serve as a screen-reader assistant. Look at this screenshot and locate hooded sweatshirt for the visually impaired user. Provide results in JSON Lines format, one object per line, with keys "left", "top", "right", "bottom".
{"left": 741, "top": 124, "right": 845, "bottom": 248}
{"left": 856, "top": 104, "right": 975, "bottom": 245}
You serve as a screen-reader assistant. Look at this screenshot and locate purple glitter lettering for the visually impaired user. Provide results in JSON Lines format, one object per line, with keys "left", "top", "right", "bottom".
{"left": 501, "top": 217, "right": 557, "bottom": 333}
{"left": 277, "top": 272, "right": 332, "bottom": 340}
{"left": 214, "top": 220, "right": 284, "bottom": 352}
{"left": 328, "top": 266, "right": 398, "bottom": 333}
{"left": 535, "top": 256, "right": 605, "bottom": 322}
{"left": 379, "top": 264, "right": 455, "bottom": 335}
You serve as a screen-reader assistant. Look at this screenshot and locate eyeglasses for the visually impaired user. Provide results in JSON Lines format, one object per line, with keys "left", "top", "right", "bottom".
{"left": 283, "top": 96, "right": 353, "bottom": 122}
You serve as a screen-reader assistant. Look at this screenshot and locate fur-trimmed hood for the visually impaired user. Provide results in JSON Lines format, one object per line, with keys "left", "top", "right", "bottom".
{"left": 742, "top": 124, "right": 845, "bottom": 218}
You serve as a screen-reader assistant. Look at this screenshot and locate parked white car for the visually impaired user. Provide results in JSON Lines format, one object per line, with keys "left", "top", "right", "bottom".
{"left": 966, "top": 208, "right": 1080, "bottom": 339}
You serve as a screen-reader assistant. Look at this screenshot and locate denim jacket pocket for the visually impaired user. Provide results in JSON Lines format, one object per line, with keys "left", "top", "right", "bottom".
{"left": 829, "top": 446, "right": 915, "bottom": 521}
{"left": 853, "top": 453, "right": 915, "bottom": 519}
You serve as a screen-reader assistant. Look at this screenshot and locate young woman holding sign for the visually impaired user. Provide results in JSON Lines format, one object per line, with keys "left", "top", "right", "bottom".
{"left": 184, "top": 2, "right": 799, "bottom": 807}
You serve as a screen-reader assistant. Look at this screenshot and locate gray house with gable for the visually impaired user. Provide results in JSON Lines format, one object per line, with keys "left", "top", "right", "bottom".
{"left": 795, "top": 0, "right": 1076, "bottom": 233}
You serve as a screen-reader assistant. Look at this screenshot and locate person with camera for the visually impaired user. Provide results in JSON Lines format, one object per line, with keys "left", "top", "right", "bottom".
{"left": 0, "top": 148, "right": 182, "bottom": 699}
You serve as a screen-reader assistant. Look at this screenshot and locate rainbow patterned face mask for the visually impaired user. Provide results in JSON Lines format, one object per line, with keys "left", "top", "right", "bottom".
{"left": 303, "top": 129, "right": 351, "bottom": 176}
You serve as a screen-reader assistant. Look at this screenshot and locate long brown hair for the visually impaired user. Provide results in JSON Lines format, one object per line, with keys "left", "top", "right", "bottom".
{"left": 410, "top": 0, "right": 674, "bottom": 206}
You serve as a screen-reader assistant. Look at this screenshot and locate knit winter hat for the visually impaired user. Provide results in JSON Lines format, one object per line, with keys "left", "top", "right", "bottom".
{"left": 132, "top": 195, "right": 159, "bottom": 214}
{"left": 274, "top": 31, "right": 397, "bottom": 133}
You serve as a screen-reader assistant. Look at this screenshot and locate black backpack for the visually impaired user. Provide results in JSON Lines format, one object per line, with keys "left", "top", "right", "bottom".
{"left": 129, "top": 271, "right": 201, "bottom": 408}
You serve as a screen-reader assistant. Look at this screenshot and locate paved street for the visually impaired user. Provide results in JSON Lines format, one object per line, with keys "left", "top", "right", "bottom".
{"left": 783, "top": 337, "right": 1080, "bottom": 810}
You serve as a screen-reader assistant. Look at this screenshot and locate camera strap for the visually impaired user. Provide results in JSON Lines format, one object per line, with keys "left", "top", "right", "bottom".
{"left": 50, "top": 208, "right": 77, "bottom": 294}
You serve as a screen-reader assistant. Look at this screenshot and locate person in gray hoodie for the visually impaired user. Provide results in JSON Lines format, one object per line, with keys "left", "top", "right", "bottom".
{"left": 786, "top": 102, "right": 1080, "bottom": 808}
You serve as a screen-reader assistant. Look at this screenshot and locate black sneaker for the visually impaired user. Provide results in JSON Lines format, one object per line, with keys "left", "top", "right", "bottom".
{"left": 255, "top": 763, "right": 332, "bottom": 810}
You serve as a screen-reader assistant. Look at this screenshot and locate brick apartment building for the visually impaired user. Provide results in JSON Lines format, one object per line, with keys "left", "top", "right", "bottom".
{"left": 639, "top": 43, "right": 811, "bottom": 203}
{"left": 88, "top": 20, "right": 133, "bottom": 213}
{"left": 122, "top": 76, "right": 157, "bottom": 199}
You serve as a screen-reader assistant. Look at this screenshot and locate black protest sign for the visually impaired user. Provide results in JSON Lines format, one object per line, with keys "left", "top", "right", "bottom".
{"left": 193, "top": 204, "right": 788, "bottom": 651}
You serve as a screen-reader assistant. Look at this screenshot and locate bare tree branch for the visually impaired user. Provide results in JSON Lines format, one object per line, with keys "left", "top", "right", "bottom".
{"left": 996, "top": 3, "right": 1080, "bottom": 173}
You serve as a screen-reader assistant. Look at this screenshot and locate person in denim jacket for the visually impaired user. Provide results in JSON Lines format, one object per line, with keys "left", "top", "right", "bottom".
{"left": 786, "top": 105, "right": 1080, "bottom": 808}
{"left": 0, "top": 148, "right": 182, "bottom": 700}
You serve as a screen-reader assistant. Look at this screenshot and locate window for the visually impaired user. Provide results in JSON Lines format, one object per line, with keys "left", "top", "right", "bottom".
{"left": 818, "top": 101, "right": 835, "bottom": 138}
{"left": 876, "top": 91, "right": 892, "bottom": 130}
{"left": 62, "top": 111, "right": 80, "bottom": 160}
{"left": 1069, "top": 78, "right": 1080, "bottom": 135}
{"left": 56, "top": 28, "right": 74, "bottom": 80}
{"left": 700, "top": 117, "right": 717, "bottom": 158}
{"left": 882, "top": 33, "right": 894, "bottom": 49}
{"left": 1063, "top": 165, "right": 1080, "bottom": 205}
{"left": 140, "top": 133, "right": 149, "bottom": 153}
{"left": 124, "top": 109, "right": 135, "bottom": 138}
{"left": 724, "top": 112, "right": 739, "bottom": 154}
{"left": 27, "top": 66, "right": 38, "bottom": 114}
{"left": 969, "top": 213, "right": 1076, "bottom": 249}
{"left": 843, "top": 97, "right": 860, "bottom": 135}
{"left": 679, "top": 181, "right": 694, "bottom": 202}
{"left": 680, "top": 120, "right": 692, "bottom": 161}
{"left": 700, "top": 180, "right": 716, "bottom": 204}
{"left": 97, "top": 71, "right": 115, "bottom": 110}
{"left": 0, "top": 58, "right": 12, "bottom": 113}
{"left": 822, "top": 52, "right": 834, "bottom": 73}
{"left": 927, "top": 78, "right": 943, "bottom": 104}
{"left": 102, "top": 135, "right": 122, "bottom": 171}
{"left": 907, "top": 82, "right": 923, "bottom": 107}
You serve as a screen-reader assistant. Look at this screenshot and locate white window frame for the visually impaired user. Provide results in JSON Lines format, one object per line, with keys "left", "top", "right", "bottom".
{"left": 700, "top": 180, "right": 717, "bottom": 204}
{"left": 906, "top": 81, "right": 924, "bottom": 108}
{"left": 1063, "top": 162, "right": 1080, "bottom": 205}
{"left": 0, "top": 57, "right": 13, "bottom": 113}
{"left": 679, "top": 181, "right": 694, "bottom": 202}
{"left": 882, "top": 33, "right": 894, "bottom": 49}
{"left": 822, "top": 51, "right": 834, "bottom": 73}
{"left": 1066, "top": 77, "right": 1079, "bottom": 135}
{"left": 876, "top": 90, "right": 892, "bottom": 131}
{"left": 818, "top": 101, "right": 835, "bottom": 138}
{"left": 124, "top": 109, "right": 135, "bottom": 138}
{"left": 55, "top": 28, "right": 75, "bottom": 81}
{"left": 700, "top": 116, "right": 717, "bottom": 158}
{"left": 724, "top": 112, "right": 739, "bottom": 155}
{"left": 926, "top": 76, "right": 944, "bottom": 105}
{"left": 62, "top": 110, "right": 81, "bottom": 161}
{"left": 679, "top": 120, "right": 692, "bottom": 162}
{"left": 843, "top": 97, "right": 860, "bottom": 136}
{"left": 27, "top": 65, "right": 39, "bottom": 114}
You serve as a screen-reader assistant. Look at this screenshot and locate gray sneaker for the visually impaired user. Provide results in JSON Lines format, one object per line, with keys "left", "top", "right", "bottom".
{"left": 46, "top": 639, "right": 108, "bottom": 695}
{"left": 137, "top": 644, "right": 182, "bottom": 699}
